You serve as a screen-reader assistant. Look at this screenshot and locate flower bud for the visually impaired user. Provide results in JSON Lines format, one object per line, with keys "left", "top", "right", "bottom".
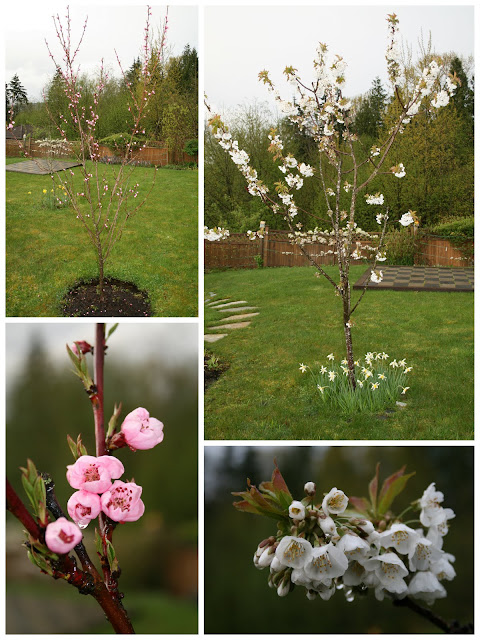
{"left": 277, "top": 576, "right": 292, "bottom": 597}
{"left": 304, "top": 481, "right": 316, "bottom": 496}
{"left": 45, "top": 517, "right": 82, "bottom": 554}
{"left": 67, "top": 490, "right": 102, "bottom": 528}
{"left": 72, "top": 340, "right": 93, "bottom": 355}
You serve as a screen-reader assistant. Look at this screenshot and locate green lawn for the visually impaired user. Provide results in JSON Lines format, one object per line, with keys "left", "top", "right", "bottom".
{"left": 6, "top": 158, "right": 198, "bottom": 316}
{"left": 204, "top": 266, "right": 473, "bottom": 440}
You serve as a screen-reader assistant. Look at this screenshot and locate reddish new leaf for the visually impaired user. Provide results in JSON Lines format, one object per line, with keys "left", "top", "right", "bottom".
{"left": 348, "top": 496, "right": 371, "bottom": 515}
{"left": 369, "top": 463, "right": 380, "bottom": 515}
{"left": 378, "top": 470, "right": 416, "bottom": 515}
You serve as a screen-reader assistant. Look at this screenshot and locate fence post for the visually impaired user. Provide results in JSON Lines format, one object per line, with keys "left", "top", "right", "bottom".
{"left": 262, "top": 226, "right": 269, "bottom": 267}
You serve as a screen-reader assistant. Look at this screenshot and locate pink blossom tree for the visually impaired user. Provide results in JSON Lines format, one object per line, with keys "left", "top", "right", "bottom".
{"left": 11, "top": 7, "right": 168, "bottom": 298}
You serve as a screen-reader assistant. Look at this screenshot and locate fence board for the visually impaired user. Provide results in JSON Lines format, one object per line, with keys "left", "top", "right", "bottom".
{"left": 205, "top": 228, "right": 473, "bottom": 270}
{"left": 6, "top": 139, "right": 196, "bottom": 165}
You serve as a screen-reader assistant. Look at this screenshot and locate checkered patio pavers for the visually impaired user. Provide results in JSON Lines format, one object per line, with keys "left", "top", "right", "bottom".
{"left": 353, "top": 266, "right": 474, "bottom": 292}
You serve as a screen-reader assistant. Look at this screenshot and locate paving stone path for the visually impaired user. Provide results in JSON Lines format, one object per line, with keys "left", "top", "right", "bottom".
{"left": 204, "top": 292, "right": 259, "bottom": 342}
{"left": 354, "top": 266, "right": 474, "bottom": 292}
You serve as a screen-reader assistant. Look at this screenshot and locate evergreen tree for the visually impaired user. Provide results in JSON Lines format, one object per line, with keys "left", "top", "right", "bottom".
{"left": 353, "top": 76, "right": 387, "bottom": 138}
{"left": 8, "top": 74, "right": 28, "bottom": 117}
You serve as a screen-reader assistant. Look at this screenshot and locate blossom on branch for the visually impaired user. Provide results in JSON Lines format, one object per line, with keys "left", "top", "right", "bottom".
{"left": 101, "top": 480, "right": 145, "bottom": 523}
{"left": 120, "top": 407, "right": 164, "bottom": 451}
{"left": 45, "top": 517, "right": 83, "bottom": 554}
{"left": 66, "top": 455, "right": 124, "bottom": 493}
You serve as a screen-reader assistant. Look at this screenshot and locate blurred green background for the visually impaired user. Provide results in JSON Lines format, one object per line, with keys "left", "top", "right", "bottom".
{"left": 204, "top": 445, "right": 473, "bottom": 634}
{"left": 6, "top": 323, "right": 198, "bottom": 634}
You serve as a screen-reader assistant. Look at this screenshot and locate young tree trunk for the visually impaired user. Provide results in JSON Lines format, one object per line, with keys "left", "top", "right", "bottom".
{"left": 342, "top": 295, "right": 356, "bottom": 390}
{"left": 97, "top": 242, "right": 105, "bottom": 301}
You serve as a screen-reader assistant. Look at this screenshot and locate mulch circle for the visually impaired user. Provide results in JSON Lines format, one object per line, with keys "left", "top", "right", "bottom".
{"left": 61, "top": 278, "right": 152, "bottom": 317}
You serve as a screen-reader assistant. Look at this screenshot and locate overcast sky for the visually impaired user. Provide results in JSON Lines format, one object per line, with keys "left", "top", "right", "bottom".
{"left": 205, "top": 5, "right": 474, "bottom": 113}
{"left": 5, "top": 3, "right": 198, "bottom": 102}
{"left": 5, "top": 322, "right": 198, "bottom": 384}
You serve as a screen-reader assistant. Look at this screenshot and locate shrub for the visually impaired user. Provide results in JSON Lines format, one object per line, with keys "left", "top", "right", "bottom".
{"left": 183, "top": 139, "right": 198, "bottom": 156}
{"left": 383, "top": 230, "right": 418, "bottom": 265}
{"left": 429, "top": 217, "right": 474, "bottom": 239}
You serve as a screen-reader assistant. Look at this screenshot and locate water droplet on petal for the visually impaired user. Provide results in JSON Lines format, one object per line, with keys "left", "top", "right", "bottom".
{"left": 78, "top": 522, "right": 88, "bottom": 530}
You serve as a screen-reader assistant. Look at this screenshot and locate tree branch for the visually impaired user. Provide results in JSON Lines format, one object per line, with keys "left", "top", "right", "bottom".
{"left": 393, "top": 596, "right": 473, "bottom": 634}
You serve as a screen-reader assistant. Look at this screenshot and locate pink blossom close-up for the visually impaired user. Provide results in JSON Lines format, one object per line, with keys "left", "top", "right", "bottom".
{"left": 67, "top": 489, "right": 102, "bottom": 527}
{"left": 120, "top": 407, "right": 164, "bottom": 451}
{"left": 66, "top": 455, "right": 124, "bottom": 494}
{"left": 101, "top": 480, "right": 145, "bottom": 523}
{"left": 45, "top": 517, "right": 83, "bottom": 554}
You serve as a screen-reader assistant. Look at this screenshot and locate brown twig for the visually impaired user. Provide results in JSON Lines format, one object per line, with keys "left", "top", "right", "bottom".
{"left": 393, "top": 596, "right": 473, "bottom": 634}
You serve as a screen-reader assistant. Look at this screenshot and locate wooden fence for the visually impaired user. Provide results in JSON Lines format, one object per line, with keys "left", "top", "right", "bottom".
{"left": 6, "top": 138, "right": 196, "bottom": 165}
{"left": 414, "top": 235, "right": 473, "bottom": 267}
{"left": 205, "top": 227, "right": 473, "bottom": 270}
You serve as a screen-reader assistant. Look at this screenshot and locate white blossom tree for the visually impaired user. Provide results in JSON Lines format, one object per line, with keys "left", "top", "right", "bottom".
{"left": 207, "top": 14, "right": 458, "bottom": 390}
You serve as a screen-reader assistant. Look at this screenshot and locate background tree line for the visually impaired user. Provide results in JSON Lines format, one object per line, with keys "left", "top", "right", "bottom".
{"left": 8, "top": 44, "right": 198, "bottom": 154}
{"left": 205, "top": 54, "right": 473, "bottom": 234}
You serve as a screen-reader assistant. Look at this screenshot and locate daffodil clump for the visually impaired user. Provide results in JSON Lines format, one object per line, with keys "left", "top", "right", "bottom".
{"left": 40, "top": 184, "right": 70, "bottom": 210}
{"left": 299, "top": 351, "right": 412, "bottom": 413}
{"left": 235, "top": 465, "right": 456, "bottom": 606}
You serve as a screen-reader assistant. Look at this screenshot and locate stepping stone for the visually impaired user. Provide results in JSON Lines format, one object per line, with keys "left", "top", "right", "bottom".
{"left": 204, "top": 333, "right": 228, "bottom": 343}
{"left": 209, "top": 321, "right": 251, "bottom": 330}
{"left": 217, "top": 306, "right": 258, "bottom": 313}
{"left": 220, "top": 312, "right": 260, "bottom": 322}
{"left": 206, "top": 297, "right": 230, "bottom": 306}
{"left": 209, "top": 300, "right": 247, "bottom": 309}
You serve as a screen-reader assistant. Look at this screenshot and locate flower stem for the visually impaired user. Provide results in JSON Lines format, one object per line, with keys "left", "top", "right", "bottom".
{"left": 94, "top": 323, "right": 106, "bottom": 457}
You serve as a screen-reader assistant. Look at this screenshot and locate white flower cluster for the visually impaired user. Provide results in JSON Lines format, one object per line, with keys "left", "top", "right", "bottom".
{"left": 204, "top": 226, "right": 230, "bottom": 242}
{"left": 209, "top": 116, "right": 269, "bottom": 199}
{"left": 365, "top": 193, "right": 384, "bottom": 206}
{"left": 254, "top": 483, "right": 455, "bottom": 605}
{"left": 399, "top": 210, "right": 418, "bottom": 227}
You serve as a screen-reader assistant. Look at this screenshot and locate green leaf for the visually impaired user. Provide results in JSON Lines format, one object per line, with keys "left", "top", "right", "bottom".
{"left": 378, "top": 469, "right": 416, "bottom": 515}
{"left": 21, "top": 474, "right": 36, "bottom": 511}
{"left": 67, "top": 434, "right": 79, "bottom": 461}
{"left": 369, "top": 463, "right": 380, "bottom": 515}
{"left": 76, "top": 434, "right": 88, "bottom": 457}
{"left": 94, "top": 529, "right": 103, "bottom": 556}
{"left": 106, "top": 323, "right": 119, "bottom": 341}
{"left": 106, "top": 403, "right": 122, "bottom": 439}
{"left": 27, "top": 547, "right": 54, "bottom": 576}
{"left": 33, "top": 475, "right": 46, "bottom": 507}
{"left": 106, "top": 539, "right": 119, "bottom": 573}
